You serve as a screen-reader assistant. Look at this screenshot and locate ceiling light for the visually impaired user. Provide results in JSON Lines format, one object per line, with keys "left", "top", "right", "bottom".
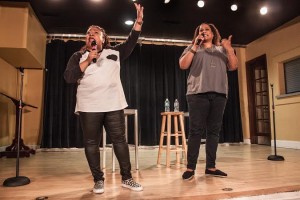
{"left": 164, "top": 0, "right": 170, "bottom": 3}
{"left": 125, "top": 20, "right": 134, "bottom": 25}
{"left": 197, "top": 0, "right": 205, "bottom": 8}
{"left": 231, "top": 4, "right": 238, "bottom": 11}
{"left": 260, "top": 6, "right": 268, "bottom": 15}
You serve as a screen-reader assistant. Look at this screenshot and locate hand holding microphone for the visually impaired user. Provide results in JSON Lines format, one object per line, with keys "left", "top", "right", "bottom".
{"left": 195, "top": 33, "right": 206, "bottom": 46}
{"left": 91, "top": 40, "right": 97, "bottom": 63}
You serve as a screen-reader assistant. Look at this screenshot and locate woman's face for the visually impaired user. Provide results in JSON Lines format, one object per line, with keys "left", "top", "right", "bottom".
{"left": 85, "top": 26, "right": 105, "bottom": 50}
{"left": 199, "top": 23, "right": 214, "bottom": 41}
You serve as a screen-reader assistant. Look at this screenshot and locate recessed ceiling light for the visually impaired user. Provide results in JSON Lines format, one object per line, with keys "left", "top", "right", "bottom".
{"left": 260, "top": 6, "right": 268, "bottom": 15}
{"left": 231, "top": 4, "right": 238, "bottom": 11}
{"left": 197, "top": 0, "right": 205, "bottom": 8}
{"left": 125, "top": 20, "right": 134, "bottom": 25}
{"left": 164, "top": 0, "right": 170, "bottom": 3}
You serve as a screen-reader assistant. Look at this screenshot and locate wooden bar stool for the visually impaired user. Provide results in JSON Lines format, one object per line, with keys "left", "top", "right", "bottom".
{"left": 157, "top": 111, "right": 187, "bottom": 167}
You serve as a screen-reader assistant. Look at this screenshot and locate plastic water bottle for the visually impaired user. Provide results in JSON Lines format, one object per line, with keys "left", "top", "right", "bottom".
{"left": 174, "top": 99, "right": 179, "bottom": 112}
{"left": 164, "top": 98, "right": 170, "bottom": 112}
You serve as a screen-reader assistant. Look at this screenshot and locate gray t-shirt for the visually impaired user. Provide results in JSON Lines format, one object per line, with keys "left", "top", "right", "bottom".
{"left": 181, "top": 45, "right": 229, "bottom": 96}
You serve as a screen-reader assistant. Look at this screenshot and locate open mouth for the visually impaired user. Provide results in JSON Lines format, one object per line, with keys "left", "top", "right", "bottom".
{"left": 88, "top": 38, "right": 96, "bottom": 45}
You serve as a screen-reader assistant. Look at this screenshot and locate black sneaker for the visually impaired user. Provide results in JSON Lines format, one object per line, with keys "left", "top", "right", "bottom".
{"left": 182, "top": 170, "right": 195, "bottom": 180}
{"left": 205, "top": 169, "right": 227, "bottom": 177}
{"left": 122, "top": 178, "right": 143, "bottom": 191}
{"left": 93, "top": 180, "right": 104, "bottom": 194}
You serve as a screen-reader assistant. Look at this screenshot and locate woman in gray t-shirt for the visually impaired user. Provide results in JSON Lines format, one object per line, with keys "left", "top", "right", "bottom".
{"left": 179, "top": 23, "right": 238, "bottom": 180}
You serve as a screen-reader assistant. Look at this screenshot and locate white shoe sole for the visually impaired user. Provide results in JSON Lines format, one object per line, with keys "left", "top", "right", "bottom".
{"left": 122, "top": 184, "right": 143, "bottom": 191}
{"left": 93, "top": 188, "right": 104, "bottom": 194}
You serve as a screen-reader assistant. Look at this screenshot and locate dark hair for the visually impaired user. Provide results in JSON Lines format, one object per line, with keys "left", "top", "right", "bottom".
{"left": 80, "top": 25, "right": 111, "bottom": 53}
{"left": 191, "top": 23, "right": 221, "bottom": 46}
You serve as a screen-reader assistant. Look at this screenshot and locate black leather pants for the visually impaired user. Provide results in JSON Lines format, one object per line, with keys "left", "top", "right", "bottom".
{"left": 79, "top": 110, "right": 132, "bottom": 182}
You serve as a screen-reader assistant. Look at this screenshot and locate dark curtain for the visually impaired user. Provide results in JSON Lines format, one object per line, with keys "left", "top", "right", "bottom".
{"left": 220, "top": 70, "right": 244, "bottom": 143}
{"left": 42, "top": 40, "right": 85, "bottom": 148}
{"left": 41, "top": 40, "right": 243, "bottom": 148}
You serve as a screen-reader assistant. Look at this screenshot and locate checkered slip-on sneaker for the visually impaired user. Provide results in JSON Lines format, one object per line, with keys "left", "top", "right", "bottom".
{"left": 122, "top": 178, "right": 143, "bottom": 191}
{"left": 93, "top": 180, "right": 104, "bottom": 194}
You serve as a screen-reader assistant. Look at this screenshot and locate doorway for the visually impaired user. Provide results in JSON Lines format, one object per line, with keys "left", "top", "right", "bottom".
{"left": 246, "top": 54, "right": 271, "bottom": 145}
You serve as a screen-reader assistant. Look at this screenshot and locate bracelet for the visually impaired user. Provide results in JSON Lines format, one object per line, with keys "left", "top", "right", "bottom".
{"left": 189, "top": 48, "right": 196, "bottom": 54}
{"left": 136, "top": 20, "right": 143, "bottom": 25}
{"left": 226, "top": 49, "right": 235, "bottom": 54}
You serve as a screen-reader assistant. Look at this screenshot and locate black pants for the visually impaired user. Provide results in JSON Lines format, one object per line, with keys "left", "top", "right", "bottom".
{"left": 79, "top": 110, "right": 132, "bottom": 182}
{"left": 186, "top": 92, "right": 227, "bottom": 170}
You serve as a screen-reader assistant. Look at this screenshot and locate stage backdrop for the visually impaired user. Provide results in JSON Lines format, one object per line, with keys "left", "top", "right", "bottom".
{"left": 41, "top": 40, "right": 243, "bottom": 147}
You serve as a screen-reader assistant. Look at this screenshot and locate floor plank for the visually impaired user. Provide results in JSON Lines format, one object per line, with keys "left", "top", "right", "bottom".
{"left": 1, "top": 144, "right": 300, "bottom": 199}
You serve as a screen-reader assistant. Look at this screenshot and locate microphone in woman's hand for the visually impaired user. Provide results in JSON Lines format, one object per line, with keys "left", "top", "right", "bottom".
{"left": 91, "top": 40, "right": 97, "bottom": 63}
{"left": 196, "top": 33, "right": 205, "bottom": 45}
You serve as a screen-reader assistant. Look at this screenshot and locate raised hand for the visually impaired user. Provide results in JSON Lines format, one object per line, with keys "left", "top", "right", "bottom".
{"left": 221, "top": 35, "right": 233, "bottom": 50}
{"left": 221, "top": 35, "right": 238, "bottom": 70}
{"left": 134, "top": 3, "right": 144, "bottom": 23}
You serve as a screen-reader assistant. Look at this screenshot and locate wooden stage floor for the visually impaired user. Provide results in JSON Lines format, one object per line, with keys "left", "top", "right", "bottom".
{"left": 1, "top": 144, "right": 300, "bottom": 199}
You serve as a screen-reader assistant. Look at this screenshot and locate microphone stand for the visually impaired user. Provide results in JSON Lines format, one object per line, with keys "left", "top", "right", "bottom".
{"left": 267, "top": 84, "right": 284, "bottom": 161}
{"left": 3, "top": 67, "right": 30, "bottom": 187}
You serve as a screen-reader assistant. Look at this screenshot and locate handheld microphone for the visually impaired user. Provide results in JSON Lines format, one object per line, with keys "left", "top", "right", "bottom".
{"left": 196, "top": 33, "right": 206, "bottom": 45}
{"left": 91, "top": 40, "right": 97, "bottom": 63}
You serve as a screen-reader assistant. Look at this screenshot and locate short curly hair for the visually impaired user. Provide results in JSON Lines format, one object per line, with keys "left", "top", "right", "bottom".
{"left": 80, "top": 25, "right": 111, "bottom": 53}
{"left": 86, "top": 25, "right": 110, "bottom": 48}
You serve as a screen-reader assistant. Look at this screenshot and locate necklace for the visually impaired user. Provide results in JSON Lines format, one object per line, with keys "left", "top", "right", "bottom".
{"left": 204, "top": 46, "right": 214, "bottom": 53}
{"left": 203, "top": 45, "right": 216, "bottom": 67}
